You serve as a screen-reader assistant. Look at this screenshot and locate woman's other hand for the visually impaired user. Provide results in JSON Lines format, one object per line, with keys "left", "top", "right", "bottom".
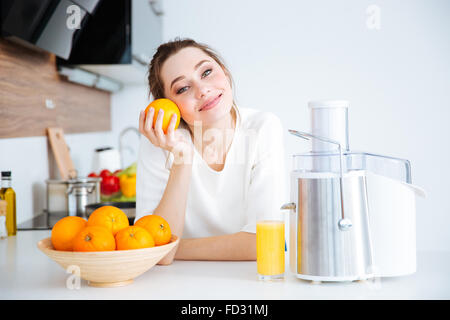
{"left": 139, "top": 107, "right": 193, "bottom": 164}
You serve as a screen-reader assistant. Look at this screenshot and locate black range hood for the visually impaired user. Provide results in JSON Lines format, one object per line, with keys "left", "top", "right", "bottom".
{"left": 57, "top": 0, "right": 131, "bottom": 65}
{"left": 1, "top": 0, "right": 130, "bottom": 63}
{"left": 1, "top": 0, "right": 161, "bottom": 88}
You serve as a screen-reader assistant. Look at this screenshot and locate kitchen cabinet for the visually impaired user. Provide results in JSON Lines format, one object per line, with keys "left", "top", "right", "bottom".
{"left": 0, "top": 38, "right": 110, "bottom": 139}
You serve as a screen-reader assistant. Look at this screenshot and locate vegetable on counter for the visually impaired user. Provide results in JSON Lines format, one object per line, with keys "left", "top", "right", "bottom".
{"left": 101, "top": 174, "right": 120, "bottom": 195}
{"left": 119, "top": 174, "right": 136, "bottom": 198}
{"left": 117, "top": 162, "right": 137, "bottom": 199}
{"left": 88, "top": 162, "right": 137, "bottom": 202}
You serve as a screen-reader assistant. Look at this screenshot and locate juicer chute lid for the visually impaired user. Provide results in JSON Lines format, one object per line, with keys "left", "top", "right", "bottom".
{"left": 308, "top": 100, "right": 350, "bottom": 153}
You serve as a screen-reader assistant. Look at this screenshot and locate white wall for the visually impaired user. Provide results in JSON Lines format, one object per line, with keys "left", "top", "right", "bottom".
{"left": 159, "top": 0, "right": 450, "bottom": 251}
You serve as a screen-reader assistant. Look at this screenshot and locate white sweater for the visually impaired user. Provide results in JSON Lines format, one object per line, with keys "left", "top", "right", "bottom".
{"left": 135, "top": 107, "right": 288, "bottom": 238}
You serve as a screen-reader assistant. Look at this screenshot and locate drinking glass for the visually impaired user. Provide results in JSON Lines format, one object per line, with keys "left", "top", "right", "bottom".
{"left": 256, "top": 220, "right": 285, "bottom": 280}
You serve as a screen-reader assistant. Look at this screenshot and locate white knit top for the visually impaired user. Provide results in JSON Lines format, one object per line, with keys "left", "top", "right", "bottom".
{"left": 135, "top": 107, "right": 287, "bottom": 238}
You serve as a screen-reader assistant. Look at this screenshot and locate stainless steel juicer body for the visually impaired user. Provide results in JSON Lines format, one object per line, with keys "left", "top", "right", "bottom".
{"left": 283, "top": 129, "right": 374, "bottom": 281}
{"left": 286, "top": 171, "right": 374, "bottom": 281}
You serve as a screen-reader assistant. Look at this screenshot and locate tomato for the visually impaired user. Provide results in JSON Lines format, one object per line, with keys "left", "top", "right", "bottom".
{"left": 100, "top": 175, "right": 120, "bottom": 195}
{"left": 99, "top": 169, "right": 112, "bottom": 179}
{"left": 88, "top": 172, "right": 98, "bottom": 178}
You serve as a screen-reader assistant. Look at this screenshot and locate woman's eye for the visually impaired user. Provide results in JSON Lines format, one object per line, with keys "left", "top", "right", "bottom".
{"left": 176, "top": 87, "right": 187, "bottom": 94}
{"left": 202, "top": 68, "right": 212, "bottom": 77}
{"left": 176, "top": 69, "right": 212, "bottom": 94}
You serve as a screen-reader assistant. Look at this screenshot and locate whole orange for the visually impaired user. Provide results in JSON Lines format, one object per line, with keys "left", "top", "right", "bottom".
{"left": 135, "top": 214, "right": 172, "bottom": 246}
{"left": 87, "top": 205, "right": 129, "bottom": 236}
{"left": 51, "top": 216, "right": 87, "bottom": 251}
{"left": 144, "top": 98, "right": 181, "bottom": 134}
{"left": 72, "top": 226, "right": 116, "bottom": 252}
{"left": 115, "top": 226, "right": 155, "bottom": 250}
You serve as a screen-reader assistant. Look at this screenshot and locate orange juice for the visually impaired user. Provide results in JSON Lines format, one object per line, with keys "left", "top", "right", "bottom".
{"left": 256, "top": 220, "right": 285, "bottom": 280}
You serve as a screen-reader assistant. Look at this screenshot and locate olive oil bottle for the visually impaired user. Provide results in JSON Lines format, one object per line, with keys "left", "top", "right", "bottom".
{"left": 0, "top": 171, "right": 16, "bottom": 236}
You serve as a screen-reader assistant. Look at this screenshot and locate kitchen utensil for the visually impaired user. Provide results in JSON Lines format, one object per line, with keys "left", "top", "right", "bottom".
{"left": 46, "top": 128, "right": 77, "bottom": 180}
{"left": 37, "top": 235, "right": 179, "bottom": 287}
{"left": 92, "top": 147, "right": 121, "bottom": 173}
{"left": 46, "top": 177, "right": 101, "bottom": 218}
{"left": 283, "top": 100, "right": 425, "bottom": 281}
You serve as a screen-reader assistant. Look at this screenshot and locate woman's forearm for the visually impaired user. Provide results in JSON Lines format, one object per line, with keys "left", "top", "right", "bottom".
{"left": 154, "top": 160, "right": 192, "bottom": 264}
{"left": 174, "top": 232, "right": 256, "bottom": 261}
{"left": 154, "top": 162, "right": 192, "bottom": 235}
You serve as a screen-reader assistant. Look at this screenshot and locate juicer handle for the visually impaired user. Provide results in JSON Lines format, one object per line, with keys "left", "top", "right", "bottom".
{"left": 288, "top": 130, "right": 341, "bottom": 147}
{"left": 288, "top": 129, "right": 352, "bottom": 231}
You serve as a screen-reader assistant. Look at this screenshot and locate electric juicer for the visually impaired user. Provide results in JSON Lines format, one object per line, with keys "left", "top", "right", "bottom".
{"left": 283, "top": 100, "right": 425, "bottom": 282}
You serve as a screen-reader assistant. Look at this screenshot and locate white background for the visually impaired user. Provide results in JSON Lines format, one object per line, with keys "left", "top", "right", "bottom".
{"left": 0, "top": 0, "right": 448, "bottom": 251}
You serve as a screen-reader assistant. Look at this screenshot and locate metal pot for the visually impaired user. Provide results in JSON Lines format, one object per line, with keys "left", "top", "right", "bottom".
{"left": 46, "top": 177, "right": 101, "bottom": 218}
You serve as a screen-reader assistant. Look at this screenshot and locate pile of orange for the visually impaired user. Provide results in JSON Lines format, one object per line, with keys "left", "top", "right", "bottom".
{"left": 50, "top": 206, "right": 172, "bottom": 252}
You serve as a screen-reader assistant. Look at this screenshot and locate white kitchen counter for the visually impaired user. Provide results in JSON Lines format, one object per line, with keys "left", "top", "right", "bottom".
{"left": 1, "top": 230, "right": 449, "bottom": 300}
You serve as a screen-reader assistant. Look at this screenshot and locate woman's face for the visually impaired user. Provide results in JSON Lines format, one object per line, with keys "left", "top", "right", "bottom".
{"left": 161, "top": 47, "right": 233, "bottom": 127}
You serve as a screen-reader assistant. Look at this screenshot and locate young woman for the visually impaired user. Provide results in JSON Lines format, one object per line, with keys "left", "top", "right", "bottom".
{"left": 136, "top": 38, "right": 287, "bottom": 264}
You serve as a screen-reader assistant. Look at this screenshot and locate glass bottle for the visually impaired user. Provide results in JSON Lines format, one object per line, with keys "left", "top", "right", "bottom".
{"left": 0, "top": 200, "right": 7, "bottom": 239}
{"left": 0, "top": 171, "right": 16, "bottom": 236}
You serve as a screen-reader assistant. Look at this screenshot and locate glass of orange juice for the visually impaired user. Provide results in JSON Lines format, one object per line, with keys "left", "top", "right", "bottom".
{"left": 256, "top": 220, "right": 285, "bottom": 281}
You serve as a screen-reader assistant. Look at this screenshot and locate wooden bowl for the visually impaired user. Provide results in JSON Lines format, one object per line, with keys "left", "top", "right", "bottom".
{"left": 37, "top": 235, "right": 179, "bottom": 287}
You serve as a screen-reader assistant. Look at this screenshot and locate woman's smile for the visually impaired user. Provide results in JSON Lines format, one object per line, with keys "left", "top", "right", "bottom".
{"left": 200, "top": 93, "right": 222, "bottom": 111}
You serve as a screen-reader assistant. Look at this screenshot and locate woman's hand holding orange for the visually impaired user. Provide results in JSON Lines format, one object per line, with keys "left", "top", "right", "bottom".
{"left": 139, "top": 107, "right": 193, "bottom": 165}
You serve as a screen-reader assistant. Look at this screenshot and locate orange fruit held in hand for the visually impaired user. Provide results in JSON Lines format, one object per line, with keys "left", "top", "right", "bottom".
{"left": 115, "top": 226, "right": 155, "bottom": 250}
{"left": 72, "top": 226, "right": 116, "bottom": 252}
{"left": 51, "top": 216, "right": 87, "bottom": 251}
{"left": 144, "top": 98, "right": 181, "bottom": 134}
{"left": 135, "top": 214, "right": 172, "bottom": 246}
{"left": 87, "top": 205, "right": 129, "bottom": 236}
